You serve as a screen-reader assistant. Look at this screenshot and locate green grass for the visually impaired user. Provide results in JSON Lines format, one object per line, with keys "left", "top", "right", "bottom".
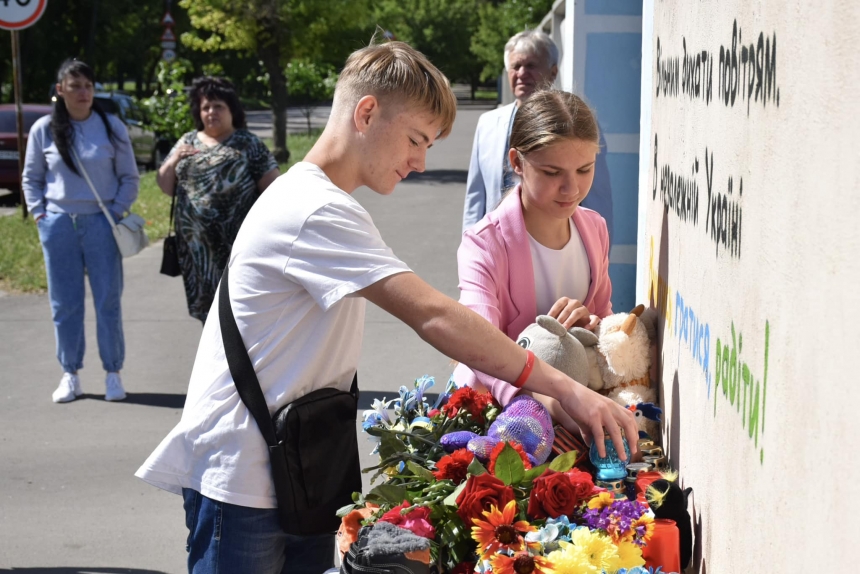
{"left": 474, "top": 89, "right": 499, "bottom": 101}
{"left": 0, "top": 129, "right": 322, "bottom": 293}
{"left": 0, "top": 215, "right": 47, "bottom": 293}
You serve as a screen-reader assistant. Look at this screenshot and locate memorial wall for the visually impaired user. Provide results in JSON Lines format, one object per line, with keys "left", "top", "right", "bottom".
{"left": 636, "top": 2, "right": 860, "bottom": 571}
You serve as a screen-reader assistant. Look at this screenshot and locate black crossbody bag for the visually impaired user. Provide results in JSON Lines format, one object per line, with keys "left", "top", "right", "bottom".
{"left": 218, "top": 265, "right": 362, "bottom": 535}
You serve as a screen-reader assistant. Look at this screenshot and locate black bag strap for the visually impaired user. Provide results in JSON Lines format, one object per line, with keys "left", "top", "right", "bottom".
{"left": 218, "top": 264, "right": 358, "bottom": 446}
{"left": 218, "top": 264, "right": 279, "bottom": 447}
{"left": 166, "top": 193, "right": 176, "bottom": 239}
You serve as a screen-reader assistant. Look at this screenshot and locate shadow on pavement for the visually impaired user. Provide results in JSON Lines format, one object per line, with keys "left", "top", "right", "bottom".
{"left": 0, "top": 569, "right": 170, "bottom": 573}
{"left": 404, "top": 169, "right": 467, "bottom": 185}
{"left": 75, "top": 392, "right": 187, "bottom": 408}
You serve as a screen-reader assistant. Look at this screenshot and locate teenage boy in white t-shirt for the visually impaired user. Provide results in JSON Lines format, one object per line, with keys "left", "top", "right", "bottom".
{"left": 137, "top": 41, "right": 638, "bottom": 574}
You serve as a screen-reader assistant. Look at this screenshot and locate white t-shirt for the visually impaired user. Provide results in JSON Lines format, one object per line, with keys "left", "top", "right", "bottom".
{"left": 136, "top": 162, "right": 411, "bottom": 508}
{"left": 528, "top": 218, "right": 591, "bottom": 315}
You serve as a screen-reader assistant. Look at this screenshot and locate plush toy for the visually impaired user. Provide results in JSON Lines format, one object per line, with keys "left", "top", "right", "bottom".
{"left": 646, "top": 471, "right": 694, "bottom": 570}
{"left": 462, "top": 395, "right": 556, "bottom": 465}
{"left": 515, "top": 315, "right": 603, "bottom": 391}
{"left": 596, "top": 305, "right": 659, "bottom": 438}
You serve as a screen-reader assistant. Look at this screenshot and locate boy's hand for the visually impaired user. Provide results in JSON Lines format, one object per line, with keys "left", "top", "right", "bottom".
{"left": 556, "top": 379, "right": 639, "bottom": 460}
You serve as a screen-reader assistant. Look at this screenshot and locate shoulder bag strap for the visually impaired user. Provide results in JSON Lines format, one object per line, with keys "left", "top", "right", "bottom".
{"left": 218, "top": 264, "right": 279, "bottom": 447}
{"left": 166, "top": 193, "right": 176, "bottom": 238}
{"left": 70, "top": 146, "right": 121, "bottom": 234}
{"left": 218, "top": 265, "right": 359, "bottom": 447}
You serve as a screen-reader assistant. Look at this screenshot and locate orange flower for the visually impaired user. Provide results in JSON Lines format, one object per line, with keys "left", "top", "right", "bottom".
{"left": 490, "top": 552, "right": 555, "bottom": 574}
{"left": 471, "top": 499, "right": 536, "bottom": 558}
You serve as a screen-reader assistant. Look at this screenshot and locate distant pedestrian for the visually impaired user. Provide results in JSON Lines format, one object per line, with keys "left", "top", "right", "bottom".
{"left": 463, "top": 30, "right": 614, "bottom": 239}
{"left": 157, "top": 76, "right": 279, "bottom": 324}
{"left": 22, "top": 58, "right": 140, "bottom": 403}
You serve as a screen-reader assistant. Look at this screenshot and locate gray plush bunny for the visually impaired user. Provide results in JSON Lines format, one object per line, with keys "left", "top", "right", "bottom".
{"left": 515, "top": 315, "right": 603, "bottom": 391}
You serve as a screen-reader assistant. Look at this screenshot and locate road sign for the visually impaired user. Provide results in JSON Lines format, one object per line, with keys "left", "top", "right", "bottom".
{"left": 161, "top": 41, "right": 176, "bottom": 50}
{"left": 161, "top": 28, "right": 176, "bottom": 41}
{"left": 160, "top": 10, "right": 174, "bottom": 26}
{"left": 0, "top": 0, "right": 48, "bottom": 31}
{"left": 162, "top": 49, "right": 176, "bottom": 62}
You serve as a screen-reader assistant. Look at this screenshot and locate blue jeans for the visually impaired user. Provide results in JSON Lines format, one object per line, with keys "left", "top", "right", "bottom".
{"left": 37, "top": 211, "right": 124, "bottom": 373}
{"left": 182, "top": 488, "right": 335, "bottom": 574}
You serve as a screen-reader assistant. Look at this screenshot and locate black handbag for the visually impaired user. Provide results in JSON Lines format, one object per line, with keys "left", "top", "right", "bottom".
{"left": 160, "top": 194, "right": 181, "bottom": 277}
{"left": 218, "top": 264, "right": 363, "bottom": 536}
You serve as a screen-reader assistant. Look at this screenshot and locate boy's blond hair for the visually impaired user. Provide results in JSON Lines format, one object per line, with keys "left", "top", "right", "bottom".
{"left": 334, "top": 40, "right": 457, "bottom": 139}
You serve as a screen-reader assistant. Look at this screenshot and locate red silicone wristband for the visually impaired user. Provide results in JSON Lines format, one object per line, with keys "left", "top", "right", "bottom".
{"left": 512, "top": 349, "right": 535, "bottom": 389}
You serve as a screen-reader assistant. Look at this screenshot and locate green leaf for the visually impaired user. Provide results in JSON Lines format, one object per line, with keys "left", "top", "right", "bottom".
{"left": 467, "top": 457, "right": 487, "bottom": 476}
{"left": 548, "top": 450, "right": 579, "bottom": 473}
{"left": 378, "top": 434, "right": 409, "bottom": 460}
{"left": 336, "top": 503, "right": 358, "bottom": 517}
{"left": 494, "top": 443, "right": 525, "bottom": 485}
{"left": 522, "top": 463, "right": 549, "bottom": 483}
{"left": 366, "top": 484, "right": 408, "bottom": 505}
{"left": 443, "top": 480, "right": 468, "bottom": 506}
{"left": 407, "top": 460, "right": 436, "bottom": 482}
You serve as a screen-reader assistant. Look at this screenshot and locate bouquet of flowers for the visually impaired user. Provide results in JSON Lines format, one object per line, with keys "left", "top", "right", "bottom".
{"left": 338, "top": 376, "right": 662, "bottom": 574}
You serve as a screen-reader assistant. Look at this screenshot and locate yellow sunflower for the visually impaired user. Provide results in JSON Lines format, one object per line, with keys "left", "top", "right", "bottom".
{"left": 491, "top": 552, "right": 555, "bottom": 574}
{"left": 471, "top": 500, "right": 536, "bottom": 558}
{"left": 632, "top": 514, "right": 655, "bottom": 544}
{"left": 586, "top": 491, "right": 615, "bottom": 511}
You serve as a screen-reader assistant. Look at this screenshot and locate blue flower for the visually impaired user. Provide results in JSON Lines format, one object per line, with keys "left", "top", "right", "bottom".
{"left": 616, "top": 567, "right": 666, "bottom": 574}
{"left": 413, "top": 375, "right": 435, "bottom": 406}
{"left": 525, "top": 521, "right": 561, "bottom": 551}
{"left": 362, "top": 397, "right": 397, "bottom": 429}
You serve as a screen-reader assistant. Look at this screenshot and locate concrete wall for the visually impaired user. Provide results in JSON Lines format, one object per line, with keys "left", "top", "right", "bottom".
{"left": 542, "top": 0, "right": 643, "bottom": 313}
{"left": 637, "top": 1, "right": 860, "bottom": 571}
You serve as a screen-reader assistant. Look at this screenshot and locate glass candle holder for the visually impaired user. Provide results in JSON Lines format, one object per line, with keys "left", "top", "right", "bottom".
{"left": 589, "top": 432, "right": 630, "bottom": 481}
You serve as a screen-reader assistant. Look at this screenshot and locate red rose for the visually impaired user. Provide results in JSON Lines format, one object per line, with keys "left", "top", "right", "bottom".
{"left": 566, "top": 468, "right": 596, "bottom": 500}
{"left": 434, "top": 448, "right": 474, "bottom": 483}
{"left": 488, "top": 441, "right": 532, "bottom": 476}
{"left": 527, "top": 470, "right": 581, "bottom": 519}
{"left": 455, "top": 473, "right": 516, "bottom": 527}
{"left": 379, "top": 501, "right": 436, "bottom": 539}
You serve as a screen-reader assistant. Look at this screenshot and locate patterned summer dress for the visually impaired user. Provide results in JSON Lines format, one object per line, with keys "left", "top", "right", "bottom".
{"left": 171, "top": 129, "right": 278, "bottom": 322}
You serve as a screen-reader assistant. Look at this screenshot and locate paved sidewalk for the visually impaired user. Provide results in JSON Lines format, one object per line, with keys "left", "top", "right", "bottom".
{"left": 0, "top": 104, "right": 491, "bottom": 573}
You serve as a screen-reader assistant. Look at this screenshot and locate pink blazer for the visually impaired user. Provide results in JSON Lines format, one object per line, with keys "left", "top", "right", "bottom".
{"left": 453, "top": 186, "right": 613, "bottom": 405}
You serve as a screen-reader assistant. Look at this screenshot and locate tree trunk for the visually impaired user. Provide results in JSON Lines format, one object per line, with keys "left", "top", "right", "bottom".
{"left": 87, "top": 0, "right": 99, "bottom": 66}
{"left": 260, "top": 49, "right": 289, "bottom": 163}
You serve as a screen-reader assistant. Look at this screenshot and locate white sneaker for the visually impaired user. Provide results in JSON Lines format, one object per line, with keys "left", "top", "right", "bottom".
{"left": 105, "top": 372, "right": 126, "bottom": 402}
{"left": 52, "top": 372, "right": 81, "bottom": 403}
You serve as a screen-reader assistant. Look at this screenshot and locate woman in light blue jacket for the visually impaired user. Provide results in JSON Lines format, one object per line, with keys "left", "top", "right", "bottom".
{"left": 23, "top": 59, "right": 139, "bottom": 404}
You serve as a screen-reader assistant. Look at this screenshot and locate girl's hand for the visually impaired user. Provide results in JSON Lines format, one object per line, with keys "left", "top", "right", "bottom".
{"left": 548, "top": 297, "right": 592, "bottom": 330}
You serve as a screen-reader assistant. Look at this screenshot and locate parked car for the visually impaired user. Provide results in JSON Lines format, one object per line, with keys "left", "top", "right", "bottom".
{"left": 0, "top": 104, "right": 52, "bottom": 204}
{"left": 94, "top": 92, "right": 172, "bottom": 169}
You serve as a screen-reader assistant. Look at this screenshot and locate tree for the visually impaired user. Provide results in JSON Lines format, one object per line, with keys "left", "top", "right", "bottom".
{"left": 374, "top": 0, "right": 484, "bottom": 98}
{"left": 140, "top": 60, "right": 196, "bottom": 143}
{"left": 178, "top": 0, "right": 372, "bottom": 163}
{"left": 284, "top": 60, "right": 336, "bottom": 135}
{"left": 471, "top": 0, "right": 554, "bottom": 82}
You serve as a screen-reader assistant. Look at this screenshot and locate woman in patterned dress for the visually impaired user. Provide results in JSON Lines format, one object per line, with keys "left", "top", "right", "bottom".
{"left": 157, "top": 77, "right": 279, "bottom": 323}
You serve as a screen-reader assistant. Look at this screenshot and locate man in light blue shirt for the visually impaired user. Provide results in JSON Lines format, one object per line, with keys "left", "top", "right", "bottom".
{"left": 463, "top": 30, "right": 614, "bottom": 240}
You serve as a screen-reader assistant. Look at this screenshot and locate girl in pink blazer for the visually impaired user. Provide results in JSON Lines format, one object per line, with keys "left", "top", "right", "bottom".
{"left": 454, "top": 90, "right": 612, "bottom": 428}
